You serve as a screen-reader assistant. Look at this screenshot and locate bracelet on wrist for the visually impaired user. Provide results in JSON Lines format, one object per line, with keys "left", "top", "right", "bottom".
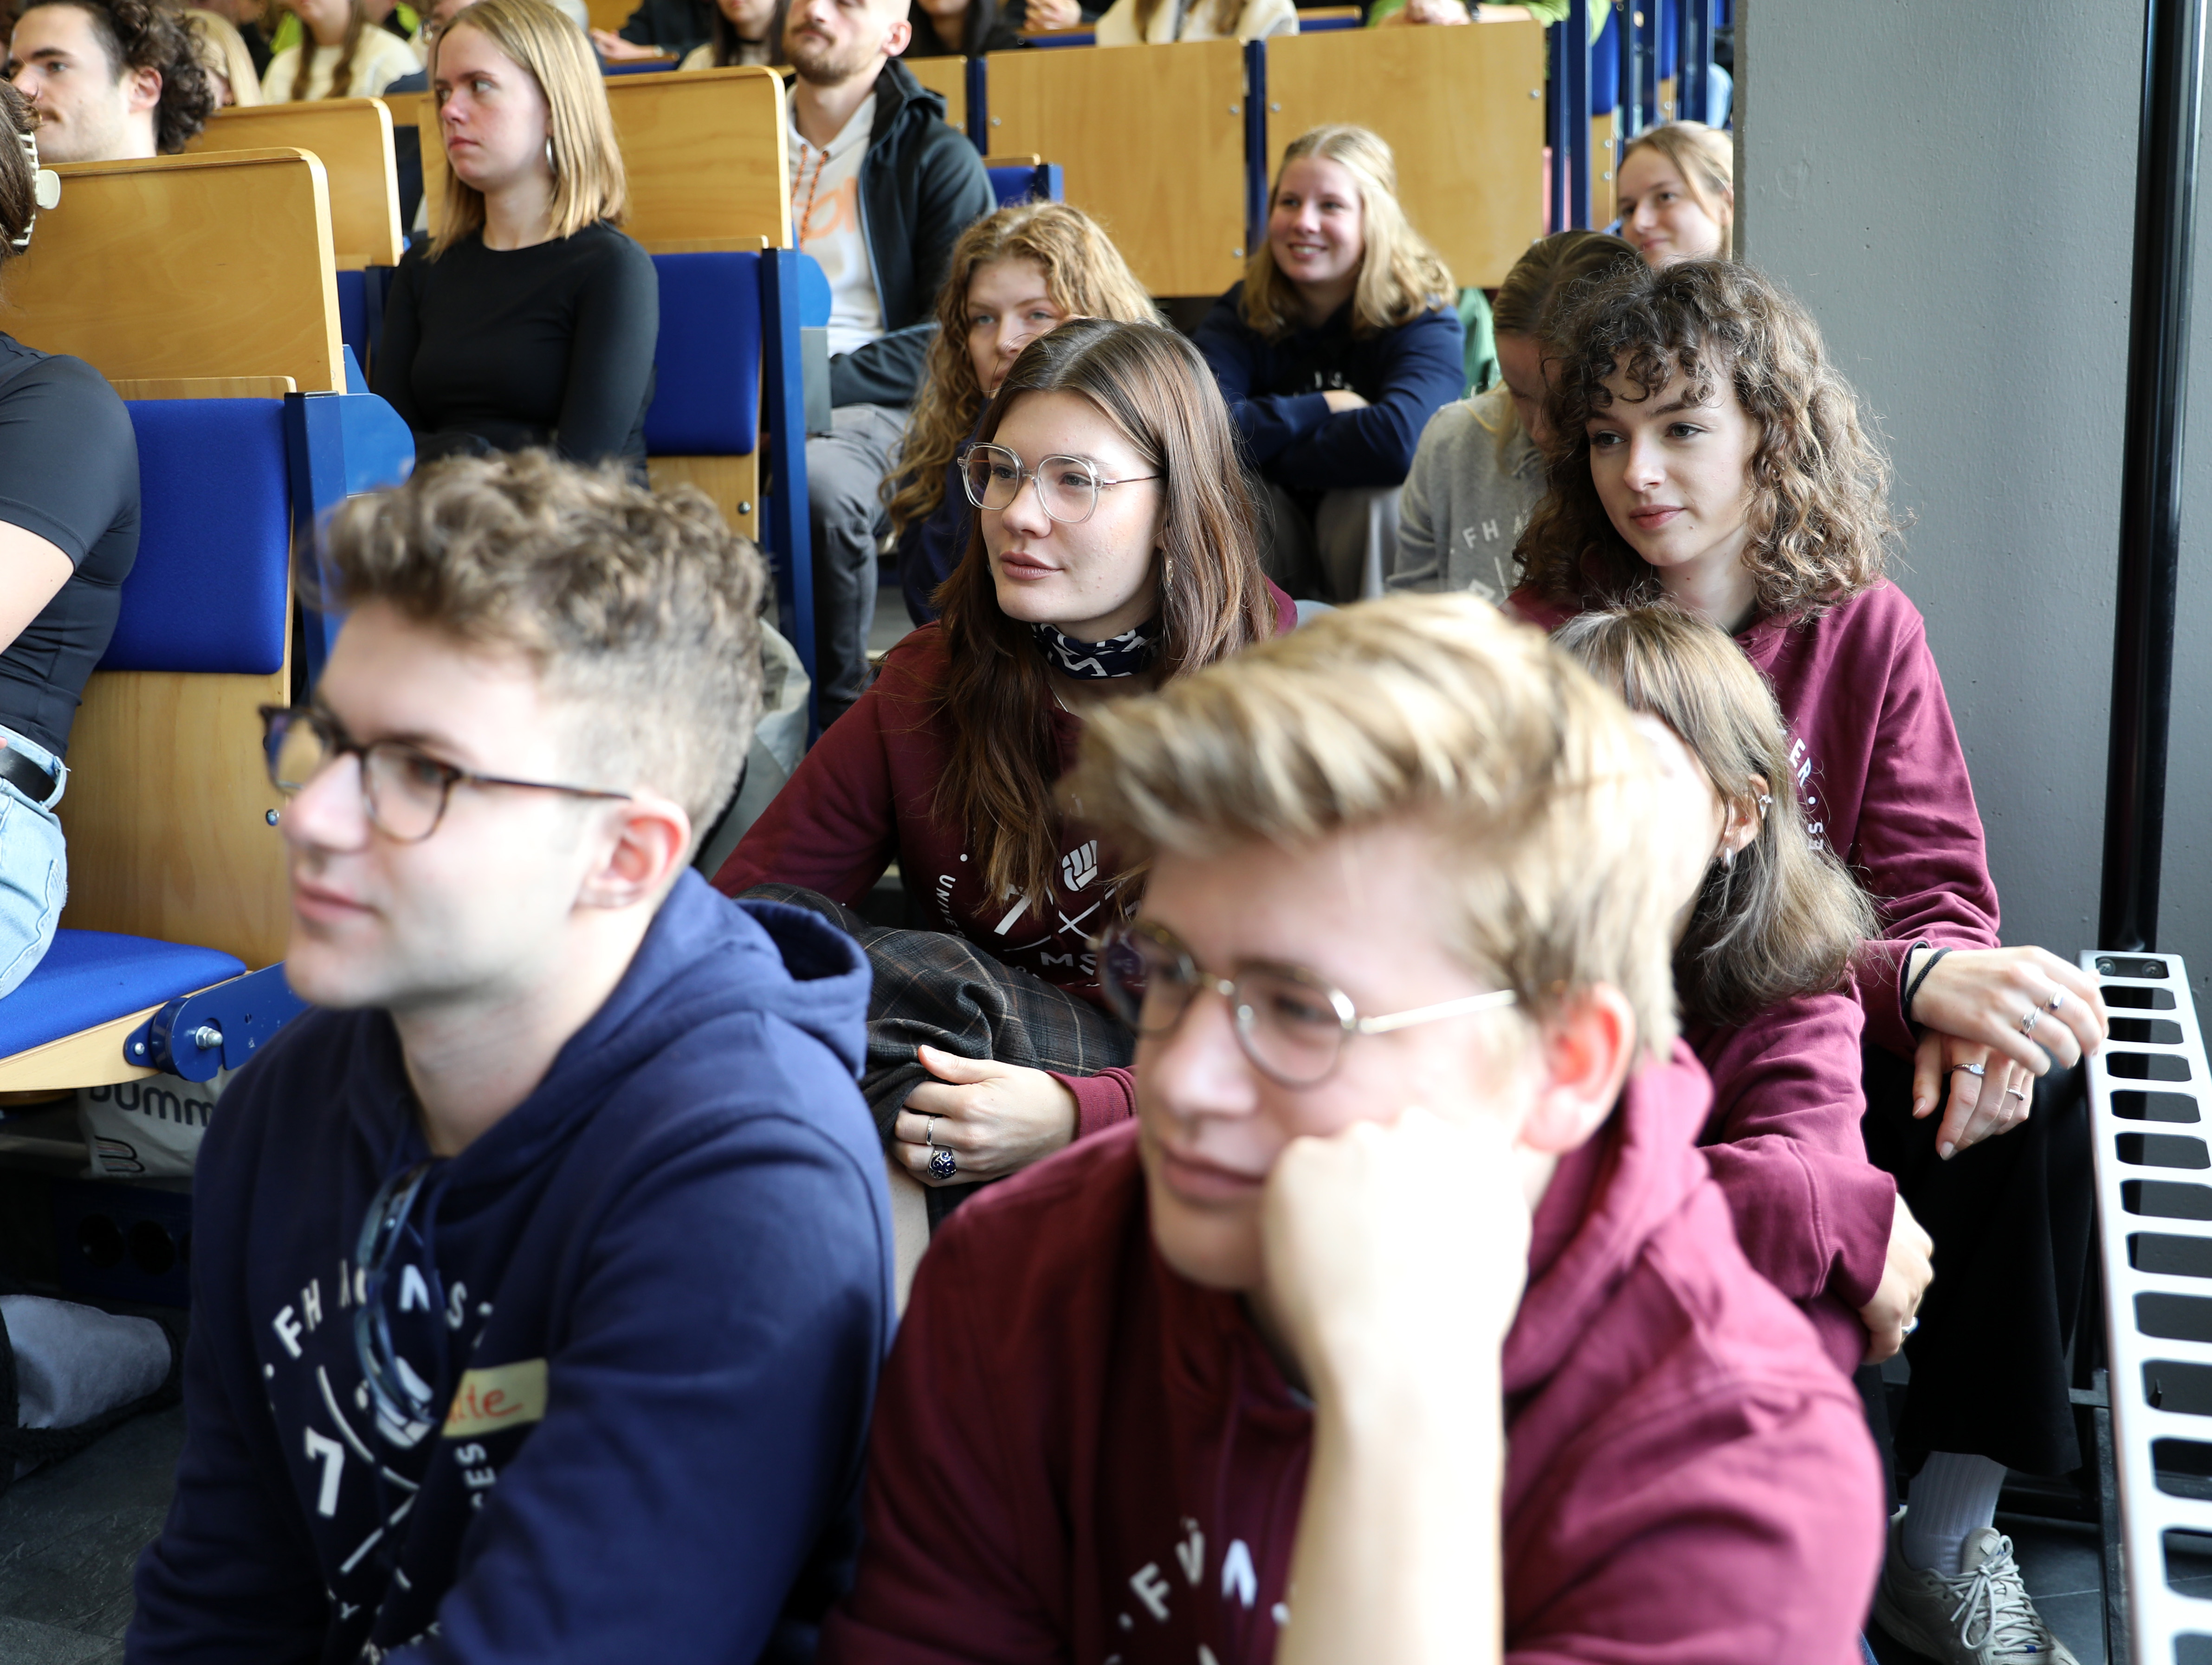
{"left": 1902, "top": 943, "right": 1952, "bottom": 1026}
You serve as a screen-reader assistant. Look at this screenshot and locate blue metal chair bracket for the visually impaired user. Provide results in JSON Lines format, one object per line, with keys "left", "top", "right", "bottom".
{"left": 285, "top": 388, "right": 416, "bottom": 687}
{"left": 965, "top": 55, "right": 990, "bottom": 150}
{"left": 1243, "top": 40, "right": 1268, "bottom": 258}
{"left": 757, "top": 248, "right": 819, "bottom": 733}
{"left": 1564, "top": 0, "right": 1590, "bottom": 229}
{"left": 125, "top": 963, "right": 310, "bottom": 1083}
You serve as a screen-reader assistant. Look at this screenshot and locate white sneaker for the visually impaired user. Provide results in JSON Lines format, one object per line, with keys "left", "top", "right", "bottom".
{"left": 1873, "top": 1513, "right": 2082, "bottom": 1665}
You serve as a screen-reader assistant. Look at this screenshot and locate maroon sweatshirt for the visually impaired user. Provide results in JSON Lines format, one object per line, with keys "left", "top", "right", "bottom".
{"left": 717, "top": 595, "right": 1294, "bottom": 1140}
{"left": 818, "top": 1045, "right": 1885, "bottom": 1665}
{"left": 1511, "top": 580, "right": 1991, "bottom": 1352}
{"left": 1687, "top": 990, "right": 1895, "bottom": 1374}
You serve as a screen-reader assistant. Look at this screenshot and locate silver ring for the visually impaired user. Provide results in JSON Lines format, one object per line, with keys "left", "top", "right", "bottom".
{"left": 1956, "top": 1062, "right": 1987, "bottom": 1078}
{"left": 924, "top": 1115, "right": 938, "bottom": 1147}
{"left": 2020, "top": 1008, "right": 2041, "bottom": 1037}
{"left": 929, "top": 1145, "right": 958, "bottom": 1181}
{"left": 1901, "top": 1315, "right": 1920, "bottom": 1336}
{"left": 2005, "top": 1086, "right": 2028, "bottom": 1101}
{"left": 2049, "top": 988, "right": 2066, "bottom": 1012}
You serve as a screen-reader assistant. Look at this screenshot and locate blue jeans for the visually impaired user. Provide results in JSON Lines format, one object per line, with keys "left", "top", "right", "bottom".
{"left": 0, "top": 724, "right": 66, "bottom": 999}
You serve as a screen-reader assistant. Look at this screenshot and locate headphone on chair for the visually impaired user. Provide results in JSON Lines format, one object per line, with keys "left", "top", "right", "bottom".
{"left": 12, "top": 130, "right": 62, "bottom": 253}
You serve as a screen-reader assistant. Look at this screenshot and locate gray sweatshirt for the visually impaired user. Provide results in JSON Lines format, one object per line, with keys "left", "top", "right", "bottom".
{"left": 1388, "top": 388, "right": 1544, "bottom": 605}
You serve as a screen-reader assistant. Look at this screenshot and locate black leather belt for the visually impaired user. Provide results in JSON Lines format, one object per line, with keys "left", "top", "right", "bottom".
{"left": 0, "top": 743, "right": 57, "bottom": 804}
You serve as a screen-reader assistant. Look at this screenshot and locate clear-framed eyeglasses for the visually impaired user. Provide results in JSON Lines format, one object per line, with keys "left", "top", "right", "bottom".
{"left": 260, "top": 705, "right": 632, "bottom": 845}
{"left": 958, "top": 441, "right": 1159, "bottom": 525}
{"left": 1097, "top": 919, "right": 1520, "bottom": 1088}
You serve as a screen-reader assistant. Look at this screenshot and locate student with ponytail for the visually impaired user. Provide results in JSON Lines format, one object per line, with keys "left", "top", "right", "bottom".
{"left": 1392, "top": 228, "right": 1639, "bottom": 602}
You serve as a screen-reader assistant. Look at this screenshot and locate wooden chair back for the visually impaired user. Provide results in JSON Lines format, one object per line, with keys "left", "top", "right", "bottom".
{"left": 1261, "top": 20, "right": 1545, "bottom": 289}
{"left": 418, "top": 65, "right": 793, "bottom": 253}
{"left": 903, "top": 54, "right": 967, "bottom": 131}
{"left": 983, "top": 40, "right": 1247, "bottom": 295}
{"left": 188, "top": 99, "right": 405, "bottom": 270}
{"left": 60, "top": 388, "right": 294, "bottom": 971}
{"left": 0, "top": 150, "right": 344, "bottom": 394}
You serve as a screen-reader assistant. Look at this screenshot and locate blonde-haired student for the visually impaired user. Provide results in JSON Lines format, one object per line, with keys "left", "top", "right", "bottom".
{"left": 1194, "top": 125, "right": 1462, "bottom": 603}
{"left": 370, "top": 0, "right": 656, "bottom": 468}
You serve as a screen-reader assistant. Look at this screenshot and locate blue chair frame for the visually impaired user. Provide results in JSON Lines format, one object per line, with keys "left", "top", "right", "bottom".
{"left": 640, "top": 247, "right": 816, "bottom": 724}
{"left": 0, "top": 389, "right": 405, "bottom": 1093}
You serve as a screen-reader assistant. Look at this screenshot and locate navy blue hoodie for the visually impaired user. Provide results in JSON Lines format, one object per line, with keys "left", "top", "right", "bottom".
{"left": 128, "top": 876, "right": 891, "bottom": 1665}
{"left": 1193, "top": 280, "right": 1465, "bottom": 493}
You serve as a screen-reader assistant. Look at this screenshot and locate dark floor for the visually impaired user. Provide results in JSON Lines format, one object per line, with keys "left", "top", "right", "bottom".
{"left": 0, "top": 1403, "right": 181, "bottom": 1663}
{"left": 1865, "top": 1513, "right": 2108, "bottom": 1665}
{"left": 0, "top": 1399, "right": 2131, "bottom": 1665}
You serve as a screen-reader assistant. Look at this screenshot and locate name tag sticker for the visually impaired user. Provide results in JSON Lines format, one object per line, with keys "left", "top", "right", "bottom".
{"left": 444, "top": 1359, "right": 549, "bottom": 1439}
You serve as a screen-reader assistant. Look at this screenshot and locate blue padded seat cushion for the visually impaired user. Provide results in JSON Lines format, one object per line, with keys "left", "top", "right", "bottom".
{"left": 109, "top": 399, "right": 291, "bottom": 676}
{"left": 0, "top": 929, "right": 244, "bottom": 1057}
{"left": 646, "top": 252, "right": 763, "bottom": 457}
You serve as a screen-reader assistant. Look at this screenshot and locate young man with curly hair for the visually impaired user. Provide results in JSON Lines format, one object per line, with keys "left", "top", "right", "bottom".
{"left": 128, "top": 454, "right": 894, "bottom": 1664}
{"left": 6, "top": 0, "right": 214, "bottom": 162}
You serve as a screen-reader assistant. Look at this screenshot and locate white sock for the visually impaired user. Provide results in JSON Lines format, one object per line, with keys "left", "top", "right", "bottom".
{"left": 1902, "top": 1451, "right": 2007, "bottom": 1576}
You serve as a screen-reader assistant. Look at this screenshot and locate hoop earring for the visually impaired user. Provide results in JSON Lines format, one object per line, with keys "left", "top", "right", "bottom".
{"left": 544, "top": 137, "right": 556, "bottom": 175}
{"left": 1719, "top": 845, "right": 1735, "bottom": 872}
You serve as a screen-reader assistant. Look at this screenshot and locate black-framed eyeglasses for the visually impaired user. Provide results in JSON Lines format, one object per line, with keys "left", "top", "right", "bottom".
{"left": 353, "top": 1160, "right": 447, "bottom": 1433}
{"left": 260, "top": 705, "right": 632, "bottom": 844}
{"left": 1098, "top": 919, "right": 1520, "bottom": 1088}
{"left": 958, "top": 441, "right": 1159, "bottom": 525}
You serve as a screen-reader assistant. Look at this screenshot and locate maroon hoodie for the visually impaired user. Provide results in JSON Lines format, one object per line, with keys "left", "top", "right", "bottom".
{"left": 1686, "top": 990, "right": 1895, "bottom": 1374}
{"left": 818, "top": 1044, "right": 1885, "bottom": 1665}
{"left": 716, "top": 595, "right": 1294, "bottom": 1140}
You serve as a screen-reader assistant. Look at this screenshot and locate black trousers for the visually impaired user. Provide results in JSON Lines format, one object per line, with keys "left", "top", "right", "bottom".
{"left": 1859, "top": 1039, "right": 2094, "bottom": 1477}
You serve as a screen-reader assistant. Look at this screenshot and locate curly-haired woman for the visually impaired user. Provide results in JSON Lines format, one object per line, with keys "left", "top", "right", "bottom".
{"left": 1512, "top": 257, "right": 2106, "bottom": 1665}
{"left": 885, "top": 201, "right": 1156, "bottom": 626}
{"left": 1194, "top": 124, "right": 1463, "bottom": 602}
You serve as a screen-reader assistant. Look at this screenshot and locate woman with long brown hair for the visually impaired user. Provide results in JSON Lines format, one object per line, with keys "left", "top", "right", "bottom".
{"left": 886, "top": 201, "right": 1156, "bottom": 625}
{"left": 718, "top": 318, "right": 1289, "bottom": 1217}
{"left": 1514, "top": 258, "right": 2106, "bottom": 1663}
{"left": 1555, "top": 605, "right": 1928, "bottom": 1380}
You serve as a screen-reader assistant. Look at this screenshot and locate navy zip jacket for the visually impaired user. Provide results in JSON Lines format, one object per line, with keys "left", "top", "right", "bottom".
{"left": 1193, "top": 280, "right": 1465, "bottom": 492}
{"left": 128, "top": 875, "right": 892, "bottom": 1665}
{"left": 818, "top": 59, "right": 996, "bottom": 410}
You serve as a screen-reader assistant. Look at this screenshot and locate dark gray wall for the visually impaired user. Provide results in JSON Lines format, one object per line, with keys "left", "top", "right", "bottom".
{"left": 1734, "top": 0, "right": 2189, "bottom": 985}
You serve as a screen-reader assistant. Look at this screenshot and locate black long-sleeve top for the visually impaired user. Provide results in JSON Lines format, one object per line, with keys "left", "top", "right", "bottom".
{"left": 373, "top": 221, "right": 659, "bottom": 467}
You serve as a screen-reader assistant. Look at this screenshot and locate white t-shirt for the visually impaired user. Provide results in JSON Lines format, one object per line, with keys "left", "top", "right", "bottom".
{"left": 680, "top": 37, "right": 775, "bottom": 67}
{"left": 788, "top": 93, "right": 884, "bottom": 360}
{"left": 260, "top": 28, "right": 421, "bottom": 100}
{"left": 1092, "top": 0, "right": 1295, "bottom": 43}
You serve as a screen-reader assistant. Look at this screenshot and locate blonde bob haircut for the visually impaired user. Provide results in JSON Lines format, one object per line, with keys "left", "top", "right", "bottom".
{"left": 1062, "top": 592, "right": 1678, "bottom": 1065}
{"left": 431, "top": 0, "right": 627, "bottom": 255}
{"left": 1239, "top": 125, "right": 1455, "bottom": 342}
{"left": 1619, "top": 120, "right": 1734, "bottom": 257}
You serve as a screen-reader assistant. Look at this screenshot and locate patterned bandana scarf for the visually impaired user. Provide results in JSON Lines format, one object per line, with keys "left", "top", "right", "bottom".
{"left": 1028, "top": 617, "right": 1162, "bottom": 680}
